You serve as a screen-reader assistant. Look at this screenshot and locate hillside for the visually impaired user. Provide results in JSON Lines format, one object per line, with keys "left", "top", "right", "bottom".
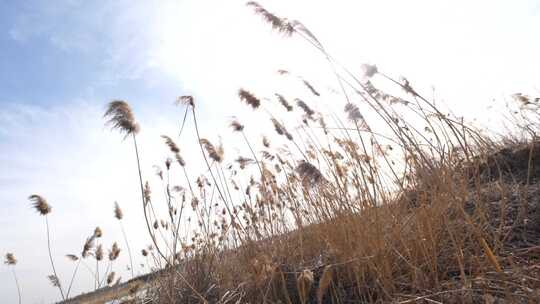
{"left": 62, "top": 142, "right": 540, "bottom": 303}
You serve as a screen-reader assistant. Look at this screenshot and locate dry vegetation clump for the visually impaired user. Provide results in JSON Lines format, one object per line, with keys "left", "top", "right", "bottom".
{"left": 110, "top": 3, "right": 537, "bottom": 302}
{"left": 11, "top": 2, "right": 540, "bottom": 304}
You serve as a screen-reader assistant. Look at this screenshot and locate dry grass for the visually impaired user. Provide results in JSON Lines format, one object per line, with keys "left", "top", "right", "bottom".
{"left": 5, "top": 2, "right": 540, "bottom": 304}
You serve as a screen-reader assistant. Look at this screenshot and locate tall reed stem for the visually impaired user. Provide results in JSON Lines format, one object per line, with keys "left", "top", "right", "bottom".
{"left": 11, "top": 267, "right": 21, "bottom": 304}
{"left": 119, "top": 221, "right": 134, "bottom": 278}
{"left": 45, "top": 215, "right": 65, "bottom": 300}
{"left": 132, "top": 133, "right": 170, "bottom": 265}
{"left": 66, "top": 258, "right": 81, "bottom": 299}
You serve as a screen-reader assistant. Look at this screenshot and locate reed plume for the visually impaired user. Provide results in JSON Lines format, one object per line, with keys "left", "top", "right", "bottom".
{"left": 4, "top": 253, "right": 21, "bottom": 304}
{"left": 301, "top": 79, "right": 320, "bottom": 96}
{"left": 48, "top": 275, "right": 61, "bottom": 288}
{"left": 95, "top": 244, "right": 103, "bottom": 261}
{"left": 246, "top": 1, "right": 293, "bottom": 35}
{"left": 66, "top": 254, "right": 79, "bottom": 261}
{"left": 109, "top": 242, "right": 121, "bottom": 261}
{"left": 161, "top": 135, "right": 180, "bottom": 153}
{"left": 94, "top": 226, "right": 102, "bottom": 238}
{"left": 296, "top": 161, "right": 325, "bottom": 186}
{"left": 200, "top": 138, "right": 224, "bottom": 162}
{"left": 344, "top": 102, "right": 363, "bottom": 122}
{"left": 238, "top": 89, "right": 261, "bottom": 109}
{"left": 263, "top": 136, "right": 270, "bottom": 147}
{"left": 271, "top": 118, "right": 293, "bottom": 140}
{"left": 296, "top": 98, "right": 315, "bottom": 119}
{"left": 176, "top": 95, "right": 194, "bottom": 107}
{"left": 162, "top": 135, "right": 186, "bottom": 166}
{"left": 82, "top": 235, "right": 95, "bottom": 258}
{"left": 144, "top": 181, "right": 152, "bottom": 206}
{"left": 104, "top": 100, "right": 139, "bottom": 137}
{"left": 29, "top": 194, "right": 51, "bottom": 215}
{"left": 236, "top": 156, "right": 255, "bottom": 169}
{"left": 4, "top": 253, "right": 17, "bottom": 265}
{"left": 230, "top": 119, "right": 245, "bottom": 132}
{"left": 275, "top": 93, "right": 293, "bottom": 111}
{"left": 107, "top": 271, "right": 116, "bottom": 285}
{"left": 361, "top": 64, "right": 378, "bottom": 78}
{"left": 114, "top": 202, "right": 123, "bottom": 220}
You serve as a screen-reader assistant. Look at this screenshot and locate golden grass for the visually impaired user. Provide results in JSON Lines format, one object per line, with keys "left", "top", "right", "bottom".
{"left": 6, "top": 2, "right": 540, "bottom": 304}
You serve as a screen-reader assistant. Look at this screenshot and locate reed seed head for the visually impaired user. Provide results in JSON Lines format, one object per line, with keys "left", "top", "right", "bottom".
{"left": 296, "top": 98, "right": 315, "bottom": 119}
{"left": 361, "top": 64, "right": 378, "bottom": 78}
{"left": 109, "top": 242, "right": 121, "bottom": 261}
{"left": 238, "top": 89, "right": 261, "bottom": 109}
{"left": 175, "top": 153, "right": 186, "bottom": 167}
{"left": 48, "top": 274, "right": 61, "bottom": 287}
{"left": 296, "top": 161, "right": 324, "bottom": 186}
{"left": 66, "top": 254, "right": 79, "bottom": 262}
{"left": 176, "top": 95, "right": 194, "bottom": 107}
{"left": 236, "top": 156, "right": 254, "bottom": 169}
{"left": 200, "top": 138, "right": 224, "bottom": 163}
{"left": 161, "top": 135, "right": 180, "bottom": 153}
{"left": 107, "top": 271, "right": 116, "bottom": 285}
{"left": 94, "top": 226, "right": 103, "bottom": 238}
{"left": 344, "top": 103, "right": 363, "bottom": 122}
{"left": 275, "top": 93, "right": 293, "bottom": 111}
{"left": 104, "top": 100, "right": 140, "bottom": 137}
{"left": 301, "top": 79, "right": 320, "bottom": 96}
{"left": 82, "top": 235, "right": 96, "bottom": 258}
{"left": 4, "top": 253, "right": 17, "bottom": 265}
{"left": 95, "top": 244, "right": 104, "bottom": 261}
{"left": 29, "top": 194, "right": 51, "bottom": 215}
{"left": 263, "top": 136, "right": 270, "bottom": 148}
{"left": 114, "top": 202, "right": 123, "bottom": 220}
{"left": 271, "top": 118, "right": 293, "bottom": 140}
{"left": 144, "top": 181, "right": 151, "bottom": 206}
{"left": 246, "top": 2, "right": 294, "bottom": 36}
{"left": 230, "top": 119, "right": 245, "bottom": 132}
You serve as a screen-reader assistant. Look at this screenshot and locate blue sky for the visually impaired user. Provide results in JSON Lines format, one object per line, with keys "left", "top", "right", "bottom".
{"left": 1, "top": 0, "right": 540, "bottom": 302}
{"left": 0, "top": 0, "right": 183, "bottom": 106}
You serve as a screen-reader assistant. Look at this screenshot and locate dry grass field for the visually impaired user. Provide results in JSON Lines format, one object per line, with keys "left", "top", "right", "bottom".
{"left": 4, "top": 2, "right": 540, "bottom": 303}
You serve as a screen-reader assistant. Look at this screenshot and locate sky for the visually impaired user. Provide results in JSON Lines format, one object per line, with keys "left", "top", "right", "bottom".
{"left": 1, "top": 0, "right": 539, "bottom": 302}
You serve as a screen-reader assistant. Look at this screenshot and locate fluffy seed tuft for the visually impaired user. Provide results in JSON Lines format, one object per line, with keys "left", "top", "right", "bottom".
{"left": 230, "top": 119, "right": 245, "bottom": 132}
{"left": 66, "top": 254, "right": 79, "bottom": 262}
{"left": 109, "top": 242, "right": 121, "bottom": 261}
{"left": 114, "top": 202, "right": 123, "bottom": 220}
{"left": 48, "top": 275, "right": 61, "bottom": 287}
{"left": 4, "top": 253, "right": 17, "bottom": 265}
{"left": 238, "top": 89, "right": 261, "bottom": 109}
{"left": 275, "top": 93, "right": 293, "bottom": 111}
{"left": 246, "top": 2, "right": 294, "bottom": 35}
{"left": 29, "top": 194, "right": 51, "bottom": 215}
{"left": 104, "top": 100, "right": 140, "bottom": 137}
{"left": 176, "top": 95, "right": 194, "bottom": 107}
{"left": 200, "top": 138, "right": 224, "bottom": 163}
{"left": 94, "top": 226, "right": 103, "bottom": 238}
